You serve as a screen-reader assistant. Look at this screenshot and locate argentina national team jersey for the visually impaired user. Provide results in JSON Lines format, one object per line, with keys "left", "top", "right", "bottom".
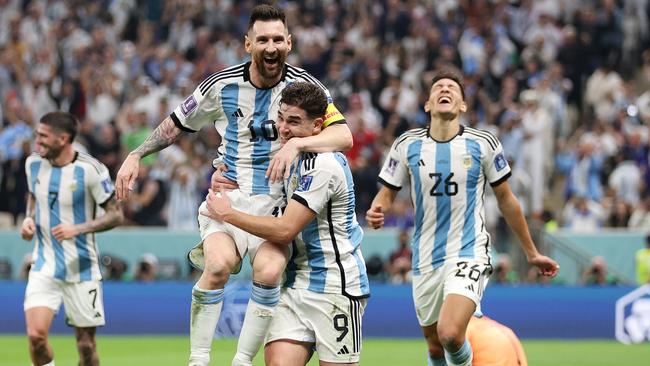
{"left": 25, "top": 152, "right": 114, "bottom": 282}
{"left": 283, "top": 152, "right": 369, "bottom": 299}
{"left": 170, "top": 62, "right": 345, "bottom": 197}
{"left": 378, "top": 126, "right": 512, "bottom": 275}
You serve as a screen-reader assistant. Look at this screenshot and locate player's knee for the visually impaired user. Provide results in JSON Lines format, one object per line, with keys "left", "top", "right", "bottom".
{"left": 203, "top": 262, "right": 231, "bottom": 286}
{"left": 437, "top": 326, "right": 464, "bottom": 351}
{"left": 26, "top": 326, "right": 48, "bottom": 347}
{"left": 253, "top": 265, "right": 283, "bottom": 285}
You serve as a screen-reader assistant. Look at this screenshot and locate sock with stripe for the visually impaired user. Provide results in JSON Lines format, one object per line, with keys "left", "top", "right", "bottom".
{"left": 428, "top": 354, "right": 447, "bottom": 366}
{"left": 231, "top": 282, "right": 280, "bottom": 366}
{"left": 189, "top": 285, "right": 224, "bottom": 366}
{"left": 444, "top": 340, "right": 472, "bottom": 366}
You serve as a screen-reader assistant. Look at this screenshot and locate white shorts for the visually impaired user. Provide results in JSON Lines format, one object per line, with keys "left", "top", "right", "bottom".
{"left": 24, "top": 271, "right": 105, "bottom": 328}
{"left": 266, "top": 288, "right": 367, "bottom": 363}
{"left": 412, "top": 259, "right": 491, "bottom": 327}
{"left": 197, "top": 189, "right": 284, "bottom": 262}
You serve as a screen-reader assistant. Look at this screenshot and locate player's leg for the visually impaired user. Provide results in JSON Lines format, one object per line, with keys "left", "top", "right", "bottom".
{"left": 421, "top": 323, "right": 446, "bottom": 366}
{"left": 437, "top": 294, "right": 475, "bottom": 366}
{"left": 74, "top": 327, "right": 98, "bottom": 366}
{"left": 437, "top": 259, "right": 491, "bottom": 366}
{"left": 24, "top": 273, "right": 63, "bottom": 366}
{"left": 232, "top": 241, "right": 289, "bottom": 365}
{"left": 190, "top": 231, "right": 240, "bottom": 366}
{"left": 264, "top": 340, "right": 313, "bottom": 366}
{"left": 60, "top": 279, "right": 105, "bottom": 366}
{"left": 412, "top": 270, "right": 447, "bottom": 365}
{"left": 25, "top": 307, "right": 56, "bottom": 365}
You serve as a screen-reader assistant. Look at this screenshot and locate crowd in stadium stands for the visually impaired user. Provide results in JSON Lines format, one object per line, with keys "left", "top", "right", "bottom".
{"left": 1, "top": 1, "right": 649, "bottom": 273}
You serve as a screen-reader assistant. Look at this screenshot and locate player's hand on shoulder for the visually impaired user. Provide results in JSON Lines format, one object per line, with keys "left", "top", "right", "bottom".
{"left": 211, "top": 165, "right": 238, "bottom": 191}
{"left": 529, "top": 254, "right": 560, "bottom": 278}
{"left": 51, "top": 223, "right": 79, "bottom": 241}
{"left": 267, "top": 138, "right": 299, "bottom": 183}
{"left": 201, "top": 187, "right": 232, "bottom": 222}
{"left": 20, "top": 217, "right": 36, "bottom": 241}
{"left": 115, "top": 153, "right": 141, "bottom": 201}
{"left": 365, "top": 205, "right": 385, "bottom": 230}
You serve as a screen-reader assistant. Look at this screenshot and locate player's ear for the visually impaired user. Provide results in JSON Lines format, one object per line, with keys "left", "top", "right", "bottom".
{"left": 460, "top": 101, "right": 467, "bottom": 113}
{"left": 244, "top": 34, "right": 252, "bottom": 53}
{"left": 313, "top": 117, "right": 324, "bottom": 134}
{"left": 286, "top": 33, "right": 292, "bottom": 52}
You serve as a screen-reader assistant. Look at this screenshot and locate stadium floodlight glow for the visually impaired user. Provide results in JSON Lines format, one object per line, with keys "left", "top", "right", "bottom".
{"left": 615, "top": 284, "right": 650, "bottom": 344}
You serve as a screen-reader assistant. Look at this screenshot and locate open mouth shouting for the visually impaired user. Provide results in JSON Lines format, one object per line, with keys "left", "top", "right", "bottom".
{"left": 438, "top": 95, "right": 452, "bottom": 105}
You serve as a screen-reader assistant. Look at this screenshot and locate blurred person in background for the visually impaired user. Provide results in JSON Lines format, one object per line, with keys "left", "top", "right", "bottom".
{"left": 20, "top": 111, "right": 123, "bottom": 366}
{"left": 134, "top": 253, "right": 158, "bottom": 282}
{"left": 387, "top": 229, "right": 413, "bottom": 284}
{"left": 465, "top": 313, "right": 528, "bottom": 366}
{"left": 581, "top": 256, "right": 618, "bottom": 286}
{"left": 636, "top": 235, "right": 650, "bottom": 285}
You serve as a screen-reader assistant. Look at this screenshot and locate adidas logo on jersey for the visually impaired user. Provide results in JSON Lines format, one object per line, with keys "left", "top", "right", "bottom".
{"left": 337, "top": 345, "right": 350, "bottom": 355}
{"left": 466, "top": 284, "right": 475, "bottom": 293}
{"left": 231, "top": 108, "right": 244, "bottom": 118}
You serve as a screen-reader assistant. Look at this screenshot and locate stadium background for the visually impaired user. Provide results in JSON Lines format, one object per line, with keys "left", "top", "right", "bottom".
{"left": 1, "top": 0, "right": 650, "bottom": 364}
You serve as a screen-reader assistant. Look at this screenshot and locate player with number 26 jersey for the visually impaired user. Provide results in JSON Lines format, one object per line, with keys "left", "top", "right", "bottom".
{"left": 378, "top": 125, "right": 511, "bottom": 275}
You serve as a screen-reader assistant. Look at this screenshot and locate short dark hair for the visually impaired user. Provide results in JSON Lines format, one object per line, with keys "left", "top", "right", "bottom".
{"left": 280, "top": 82, "right": 327, "bottom": 120}
{"left": 40, "top": 111, "right": 78, "bottom": 142}
{"left": 431, "top": 67, "right": 465, "bottom": 100}
{"left": 248, "top": 4, "right": 286, "bottom": 31}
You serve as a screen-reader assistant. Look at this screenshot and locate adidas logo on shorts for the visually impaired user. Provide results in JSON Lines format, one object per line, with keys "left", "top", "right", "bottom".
{"left": 337, "top": 345, "right": 350, "bottom": 355}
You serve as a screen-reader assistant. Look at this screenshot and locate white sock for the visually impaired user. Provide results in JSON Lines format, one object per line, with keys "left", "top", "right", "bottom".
{"left": 232, "top": 283, "right": 280, "bottom": 365}
{"left": 189, "top": 285, "right": 224, "bottom": 366}
{"left": 40, "top": 361, "right": 55, "bottom": 366}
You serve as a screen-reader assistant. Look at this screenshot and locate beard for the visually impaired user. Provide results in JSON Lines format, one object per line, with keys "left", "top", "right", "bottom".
{"left": 253, "top": 51, "right": 287, "bottom": 81}
{"left": 38, "top": 143, "right": 64, "bottom": 160}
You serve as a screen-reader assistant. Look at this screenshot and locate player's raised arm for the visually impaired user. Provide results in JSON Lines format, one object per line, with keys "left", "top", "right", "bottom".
{"left": 115, "top": 116, "right": 185, "bottom": 201}
{"left": 492, "top": 180, "right": 559, "bottom": 277}
{"left": 266, "top": 113, "right": 352, "bottom": 183}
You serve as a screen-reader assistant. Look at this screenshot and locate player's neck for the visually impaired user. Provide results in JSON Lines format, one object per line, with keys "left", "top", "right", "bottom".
{"left": 50, "top": 146, "right": 76, "bottom": 167}
{"left": 428, "top": 119, "right": 460, "bottom": 141}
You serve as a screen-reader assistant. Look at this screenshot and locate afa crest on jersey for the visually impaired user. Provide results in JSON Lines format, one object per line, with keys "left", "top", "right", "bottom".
{"left": 461, "top": 154, "right": 472, "bottom": 169}
{"left": 69, "top": 180, "right": 77, "bottom": 191}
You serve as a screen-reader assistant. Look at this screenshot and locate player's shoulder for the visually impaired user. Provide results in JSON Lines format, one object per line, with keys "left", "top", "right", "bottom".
{"left": 285, "top": 63, "right": 327, "bottom": 91}
{"left": 393, "top": 127, "right": 429, "bottom": 149}
{"left": 462, "top": 126, "right": 500, "bottom": 151}
{"left": 75, "top": 151, "right": 108, "bottom": 175}
{"left": 196, "top": 63, "right": 247, "bottom": 96}
{"left": 25, "top": 153, "right": 41, "bottom": 166}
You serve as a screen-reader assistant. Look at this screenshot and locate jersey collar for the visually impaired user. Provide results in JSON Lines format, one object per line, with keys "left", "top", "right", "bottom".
{"left": 428, "top": 124, "right": 464, "bottom": 143}
{"left": 243, "top": 61, "right": 288, "bottom": 90}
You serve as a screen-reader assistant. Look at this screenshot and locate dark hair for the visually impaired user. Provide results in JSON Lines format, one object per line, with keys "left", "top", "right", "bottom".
{"left": 431, "top": 67, "right": 465, "bottom": 100}
{"left": 40, "top": 111, "right": 78, "bottom": 142}
{"left": 248, "top": 4, "right": 286, "bottom": 31}
{"left": 280, "top": 82, "right": 327, "bottom": 119}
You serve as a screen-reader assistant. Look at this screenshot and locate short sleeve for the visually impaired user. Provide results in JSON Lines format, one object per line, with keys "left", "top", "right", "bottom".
{"left": 170, "top": 84, "right": 222, "bottom": 132}
{"left": 484, "top": 139, "right": 512, "bottom": 186}
{"left": 292, "top": 158, "right": 335, "bottom": 214}
{"left": 88, "top": 164, "right": 115, "bottom": 205}
{"left": 377, "top": 139, "right": 408, "bottom": 190}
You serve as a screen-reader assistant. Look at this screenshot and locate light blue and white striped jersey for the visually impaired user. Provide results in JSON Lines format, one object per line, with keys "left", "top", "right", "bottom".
{"left": 170, "top": 62, "right": 345, "bottom": 197}
{"left": 378, "top": 126, "right": 511, "bottom": 275}
{"left": 284, "top": 152, "right": 369, "bottom": 299}
{"left": 25, "top": 152, "right": 115, "bottom": 282}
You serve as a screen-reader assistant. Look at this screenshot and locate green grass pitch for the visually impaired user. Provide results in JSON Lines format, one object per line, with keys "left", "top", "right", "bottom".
{"left": 1, "top": 335, "right": 648, "bottom": 365}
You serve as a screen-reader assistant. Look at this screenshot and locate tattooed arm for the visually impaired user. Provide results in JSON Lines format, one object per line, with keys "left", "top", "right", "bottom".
{"left": 51, "top": 195, "right": 124, "bottom": 241}
{"left": 115, "top": 117, "right": 185, "bottom": 200}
